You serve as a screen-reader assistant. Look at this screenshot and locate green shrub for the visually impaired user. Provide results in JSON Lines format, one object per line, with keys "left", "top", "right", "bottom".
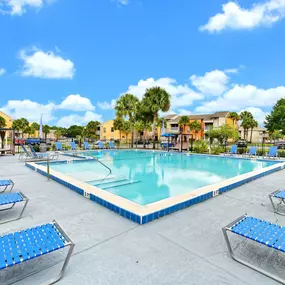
{"left": 210, "top": 143, "right": 224, "bottom": 155}
{"left": 193, "top": 140, "right": 209, "bottom": 154}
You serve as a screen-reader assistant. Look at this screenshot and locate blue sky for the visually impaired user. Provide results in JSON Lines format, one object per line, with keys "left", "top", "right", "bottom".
{"left": 0, "top": 0, "right": 285, "bottom": 127}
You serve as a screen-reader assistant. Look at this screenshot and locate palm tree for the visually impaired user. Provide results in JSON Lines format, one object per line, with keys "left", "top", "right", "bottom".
{"left": 141, "top": 87, "right": 171, "bottom": 148}
{"left": 178, "top": 116, "right": 190, "bottom": 133}
{"left": 113, "top": 117, "right": 125, "bottom": 141}
{"left": 228, "top": 112, "right": 240, "bottom": 128}
{"left": 240, "top": 111, "right": 253, "bottom": 141}
{"left": 43, "top": 125, "right": 50, "bottom": 140}
{"left": 12, "top": 118, "right": 29, "bottom": 137}
{"left": 115, "top": 94, "right": 139, "bottom": 148}
{"left": 189, "top": 120, "right": 202, "bottom": 140}
{"left": 54, "top": 129, "right": 62, "bottom": 140}
{"left": 0, "top": 116, "right": 6, "bottom": 150}
{"left": 24, "top": 126, "right": 34, "bottom": 137}
{"left": 249, "top": 119, "right": 258, "bottom": 143}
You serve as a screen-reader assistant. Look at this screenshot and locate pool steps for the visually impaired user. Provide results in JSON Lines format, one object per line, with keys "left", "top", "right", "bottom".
{"left": 88, "top": 177, "right": 141, "bottom": 189}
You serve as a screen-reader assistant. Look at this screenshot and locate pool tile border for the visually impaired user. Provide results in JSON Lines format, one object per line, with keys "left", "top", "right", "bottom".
{"left": 25, "top": 154, "right": 285, "bottom": 225}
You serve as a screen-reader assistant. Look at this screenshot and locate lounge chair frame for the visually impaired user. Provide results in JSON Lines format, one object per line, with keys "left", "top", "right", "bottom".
{"left": 0, "top": 192, "right": 29, "bottom": 224}
{"left": 0, "top": 180, "right": 14, "bottom": 193}
{"left": 269, "top": 190, "right": 285, "bottom": 216}
{"left": 0, "top": 220, "right": 75, "bottom": 285}
{"left": 223, "top": 214, "right": 285, "bottom": 284}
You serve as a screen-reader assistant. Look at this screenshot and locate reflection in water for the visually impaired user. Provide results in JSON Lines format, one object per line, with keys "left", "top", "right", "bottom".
{"left": 50, "top": 151, "right": 277, "bottom": 205}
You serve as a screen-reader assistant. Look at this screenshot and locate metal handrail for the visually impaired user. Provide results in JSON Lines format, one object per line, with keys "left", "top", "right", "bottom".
{"left": 89, "top": 155, "right": 112, "bottom": 174}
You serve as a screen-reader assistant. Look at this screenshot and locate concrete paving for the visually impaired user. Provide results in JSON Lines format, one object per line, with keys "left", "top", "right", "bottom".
{"left": 1, "top": 154, "right": 285, "bottom": 284}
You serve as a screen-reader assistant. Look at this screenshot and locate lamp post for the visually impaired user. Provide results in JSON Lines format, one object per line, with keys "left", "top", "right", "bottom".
{"left": 262, "top": 130, "right": 266, "bottom": 156}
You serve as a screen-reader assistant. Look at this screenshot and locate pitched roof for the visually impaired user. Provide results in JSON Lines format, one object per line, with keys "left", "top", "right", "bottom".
{"left": 212, "top": 111, "right": 229, "bottom": 118}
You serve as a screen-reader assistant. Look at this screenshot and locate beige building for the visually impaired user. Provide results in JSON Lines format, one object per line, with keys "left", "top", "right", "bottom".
{"left": 239, "top": 126, "right": 268, "bottom": 143}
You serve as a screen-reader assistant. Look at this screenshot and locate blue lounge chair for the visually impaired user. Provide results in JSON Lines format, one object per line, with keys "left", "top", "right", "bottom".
{"left": 55, "top": 142, "right": 63, "bottom": 151}
{"left": 109, "top": 141, "right": 115, "bottom": 149}
{"left": 0, "top": 192, "right": 29, "bottom": 224}
{"left": 0, "top": 221, "right": 74, "bottom": 284}
{"left": 0, "top": 179, "right": 14, "bottom": 193}
{"left": 226, "top": 145, "right": 237, "bottom": 155}
{"left": 29, "top": 144, "right": 59, "bottom": 161}
{"left": 269, "top": 190, "right": 285, "bottom": 216}
{"left": 98, "top": 141, "right": 105, "bottom": 149}
{"left": 84, "top": 141, "right": 90, "bottom": 150}
{"left": 223, "top": 214, "right": 285, "bottom": 283}
{"left": 265, "top": 146, "right": 278, "bottom": 159}
{"left": 70, "top": 141, "right": 77, "bottom": 151}
{"left": 244, "top": 146, "right": 257, "bottom": 157}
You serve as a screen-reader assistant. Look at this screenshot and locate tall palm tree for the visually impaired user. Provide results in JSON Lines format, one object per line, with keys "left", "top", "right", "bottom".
{"left": 113, "top": 117, "right": 125, "bottom": 141}
{"left": 178, "top": 116, "right": 190, "bottom": 133}
{"left": 141, "top": 87, "right": 171, "bottom": 148}
{"left": 249, "top": 119, "right": 258, "bottom": 143}
{"left": 12, "top": 118, "right": 29, "bottom": 138}
{"left": 228, "top": 112, "right": 240, "bottom": 128}
{"left": 189, "top": 120, "right": 202, "bottom": 140}
{"left": 43, "top": 125, "right": 50, "bottom": 140}
{"left": 240, "top": 111, "right": 253, "bottom": 141}
{"left": 115, "top": 94, "right": 139, "bottom": 148}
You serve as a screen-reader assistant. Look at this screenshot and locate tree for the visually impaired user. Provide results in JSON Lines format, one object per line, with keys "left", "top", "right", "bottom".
{"left": 141, "top": 87, "right": 171, "bottom": 148}
{"left": 121, "top": 121, "right": 130, "bottom": 143}
{"left": 189, "top": 120, "right": 202, "bottom": 140}
{"left": 113, "top": 117, "right": 125, "bottom": 140}
{"left": 115, "top": 94, "right": 139, "bottom": 148}
{"left": 42, "top": 125, "right": 50, "bottom": 139}
{"left": 24, "top": 126, "right": 34, "bottom": 137}
{"left": 54, "top": 129, "right": 62, "bottom": 140}
{"left": 178, "top": 116, "right": 190, "bottom": 133}
{"left": 264, "top": 97, "right": 285, "bottom": 135}
{"left": 0, "top": 116, "right": 6, "bottom": 150}
{"left": 66, "top": 125, "right": 84, "bottom": 138}
{"left": 205, "top": 127, "right": 220, "bottom": 146}
{"left": 228, "top": 112, "right": 240, "bottom": 128}
{"left": 30, "top": 122, "right": 40, "bottom": 136}
{"left": 249, "top": 119, "right": 258, "bottom": 143}
{"left": 135, "top": 103, "right": 153, "bottom": 148}
{"left": 12, "top": 118, "right": 29, "bottom": 137}
{"left": 220, "top": 124, "right": 239, "bottom": 145}
{"left": 271, "top": 130, "right": 283, "bottom": 141}
{"left": 84, "top": 121, "right": 100, "bottom": 139}
{"left": 0, "top": 116, "right": 6, "bottom": 128}
{"left": 240, "top": 111, "right": 254, "bottom": 141}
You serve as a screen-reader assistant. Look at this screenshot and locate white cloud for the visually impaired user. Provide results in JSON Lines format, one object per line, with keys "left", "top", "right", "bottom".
{"left": 0, "top": 0, "right": 55, "bottom": 15}
{"left": 19, "top": 47, "right": 75, "bottom": 79}
{"left": 97, "top": 99, "right": 116, "bottom": 110}
{"left": 224, "top": 68, "right": 238, "bottom": 73}
{"left": 240, "top": 107, "right": 269, "bottom": 125}
{"left": 195, "top": 84, "right": 285, "bottom": 113}
{"left": 0, "top": 68, "right": 5, "bottom": 76}
{"left": 190, "top": 70, "right": 229, "bottom": 96}
{"left": 123, "top": 77, "right": 203, "bottom": 109}
{"left": 58, "top": 94, "right": 95, "bottom": 111}
{"left": 177, "top": 109, "right": 191, "bottom": 115}
{"left": 0, "top": 94, "right": 101, "bottom": 125}
{"left": 200, "top": 0, "right": 285, "bottom": 32}
{"left": 118, "top": 0, "right": 128, "bottom": 4}
{"left": 0, "top": 99, "right": 56, "bottom": 122}
{"left": 57, "top": 111, "right": 102, "bottom": 128}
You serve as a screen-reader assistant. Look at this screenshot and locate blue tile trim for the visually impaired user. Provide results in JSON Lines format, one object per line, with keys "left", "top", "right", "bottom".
{"left": 25, "top": 156, "right": 284, "bottom": 225}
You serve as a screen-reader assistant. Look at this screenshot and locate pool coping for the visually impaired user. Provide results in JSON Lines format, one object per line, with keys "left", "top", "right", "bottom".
{"left": 25, "top": 152, "right": 285, "bottom": 225}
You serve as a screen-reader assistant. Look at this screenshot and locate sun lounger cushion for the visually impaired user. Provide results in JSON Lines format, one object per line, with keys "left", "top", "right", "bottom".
{"left": 273, "top": 190, "right": 285, "bottom": 199}
{"left": 230, "top": 216, "right": 285, "bottom": 251}
{"left": 0, "top": 223, "right": 67, "bottom": 270}
{"left": 0, "top": 193, "right": 23, "bottom": 206}
{"left": 0, "top": 180, "right": 13, "bottom": 187}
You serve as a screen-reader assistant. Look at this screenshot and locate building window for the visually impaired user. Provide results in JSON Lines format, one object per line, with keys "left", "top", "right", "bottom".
{"left": 103, "top": 127, "right": 106, "bottom": 133}
{"left": 111, "top": 127, "right": 114, "bottom": 132}
{"left": 122, "top": 136, "right": 125, "bottom": 139}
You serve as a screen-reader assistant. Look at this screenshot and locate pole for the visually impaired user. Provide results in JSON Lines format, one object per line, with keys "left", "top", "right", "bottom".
{"left": 47, "top": 157, "right": 50, "bottom": 181}
{"left": 180, "top": 128, "right": 183, "bottom": 153}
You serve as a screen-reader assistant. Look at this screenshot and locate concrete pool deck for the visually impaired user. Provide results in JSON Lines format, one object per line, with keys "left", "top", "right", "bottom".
{"left": 1, "top": 154, "right": 285, "bottom": 284}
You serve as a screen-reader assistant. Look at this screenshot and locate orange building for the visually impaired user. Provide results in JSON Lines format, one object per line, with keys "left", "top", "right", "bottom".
{"left": 163, "top": 112, "right": 236, "bottom": 140}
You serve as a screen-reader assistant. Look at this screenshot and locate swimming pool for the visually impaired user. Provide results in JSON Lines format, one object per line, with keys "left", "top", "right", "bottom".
{"left": 26, "top": 150, "right": 285, "bottom": 224}
{"left": 51, "top": 151, "right": 276, "bottom": 205}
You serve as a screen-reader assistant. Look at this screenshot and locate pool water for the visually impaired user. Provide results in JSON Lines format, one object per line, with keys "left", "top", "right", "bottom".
{"left": 50, "top": 151, "right": 276, "bottom": 205}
